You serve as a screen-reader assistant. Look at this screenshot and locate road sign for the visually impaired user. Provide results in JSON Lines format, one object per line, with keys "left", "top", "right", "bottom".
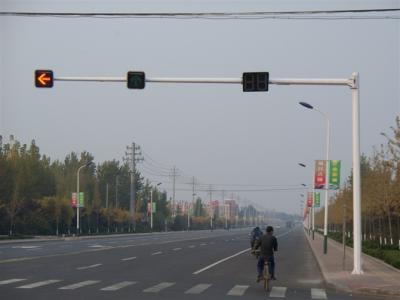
{"left": 127, "top": 71, "right": 145, "bottom": 89}
{"left": 71, "top": 192, "right": 77, "bottom": 207}
{"left": 242, "top": 72, "right": 269, "bottom": 92}
{"left": 79, "top": 192, "right": 84, "bottom": 207}
{"left": 35, "top": 70, "right": 53, "bottom": 88}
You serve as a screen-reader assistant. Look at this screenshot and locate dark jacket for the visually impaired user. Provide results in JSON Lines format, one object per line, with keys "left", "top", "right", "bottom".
{"left": 259, "top": 234, "right": 278, "bottom": 258}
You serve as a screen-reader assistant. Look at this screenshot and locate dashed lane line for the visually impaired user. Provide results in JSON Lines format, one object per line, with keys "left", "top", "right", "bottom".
{"left": 184, "top": 283, "right": 212, "bottom": 294}
{"left": 227, "top": 285, "right": 249, "bottom": 296}
{"left": 17, "top": 280, "right": 61, "bottom": 289}
{"left": 143, "top": 282, "right": 175, "bottom": 293}
{"left": 121, "top": 256, "right": 137, "bottom": 261}
{"left": 100, "top": 281, "right": 137, "bottom": 291}
{"left": 151, "top": 251, "right": 162, "bottom": 256}
{"left": 76, "top": 263, "right": 102, "bottom": 270}
{"left": 269, "top": 286, "right": 287, "bottom": 298}
{"left": 0, "top": 279, "right": 26, "bottom": 285}
{"left": 59, "top": 280, "right": 101, "bottom": 290}
{"left": 311, "top": 288, "right": 327, "bottom": 299}
{"left": 173, "top": 248, "right": 182, "bottom": 251}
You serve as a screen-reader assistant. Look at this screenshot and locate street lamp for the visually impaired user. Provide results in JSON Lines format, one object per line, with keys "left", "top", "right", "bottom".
{"left": 76, "top": 161, "right": 93, "bottom": 235}
{"left": 299, "top": 162, "right": 316, "bottom": 240}
{"left": 299, "top": 101, "right": 330, "bottom": 254}
{"left": 150, "top": 182, "right": 162, "bottom": 230}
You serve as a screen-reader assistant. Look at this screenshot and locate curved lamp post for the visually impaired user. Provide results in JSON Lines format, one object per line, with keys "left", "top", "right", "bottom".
{"left": 76, "top": 161, "right": 93, "bottom": 235}
{"left": 299, "top": 101, "right": 330, "bottom": 254}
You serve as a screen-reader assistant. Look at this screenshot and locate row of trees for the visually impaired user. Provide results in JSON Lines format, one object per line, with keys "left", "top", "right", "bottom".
{"left": 315, "top": 117, "right": 400, "bottom": 246}
{"left": 0, "top": 139, "right": 279, "bottom": 236}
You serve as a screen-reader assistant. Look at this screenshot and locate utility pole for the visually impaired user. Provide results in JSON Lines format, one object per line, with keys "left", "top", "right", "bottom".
{"left": 171, "top": 166, "right": 178, "bottom": 218}
{"left": 125, "top": 142, "right": 143, "bottom": 232}
{"left": 106, "top": 183, "right": 110, "bottom": 233}
{"left": 208, "top": 185, "right": 213, "bottom": 230}
{"left": 115, "top": 175, "right": 119, "bottom": 209}
{"left": 188, "top": 176, "right": 196, "bottom": 230}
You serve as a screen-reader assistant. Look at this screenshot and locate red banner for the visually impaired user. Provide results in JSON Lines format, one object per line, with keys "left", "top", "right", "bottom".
{"left": 314, "top": 160, "right": 326, "bottom": 189}
{"left": 307, "top": 192, "right": 313, "bottom": 207}
{"left": 71, "top": 192, "right": 77, "bottom": 207}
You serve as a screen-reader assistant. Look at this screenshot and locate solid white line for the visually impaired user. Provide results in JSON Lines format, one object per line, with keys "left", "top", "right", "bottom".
{"left": 121, "top": 257, "right": 137, "bottom": 261}
{"left": 311, "top": 288, "right": 327, "bottom": 299}
{"left": 151, "top": 251, "right": 162, "bottom": 255}
{"left": 269, "top": 286, "right": 287, "bottom": 298}
{"left": 17, "top": 280, "right": 61, "bottom": 289}
{"left": 193, "top": 248, "right": 250, "bottom": 275}
{"left": 227, "top": 285, "right": 249, "bottom": 296}
{"left": 77, "top": 263, "right": 102, "bottom": 270}
{"left": 0, "top": 279, "right": 26, "bottom": 285}
{"left": 100, "top": 281, "right": 137, "bottom": 291}
{"left": 173, "top": 248, "right": 182, "bottom": 251}
{"left": 143, "top": 282, "right": 175, "bottom": 293}
{"left": 59, "top": 280, "right": 100, "bottom": 290}
{"left": 185, "top": 283, "right": 212, "bottom": 294}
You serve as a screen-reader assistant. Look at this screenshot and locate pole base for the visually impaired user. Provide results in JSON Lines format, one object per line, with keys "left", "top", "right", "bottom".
{"left": 323, "top": 235, "right": 328, "bottom": 254}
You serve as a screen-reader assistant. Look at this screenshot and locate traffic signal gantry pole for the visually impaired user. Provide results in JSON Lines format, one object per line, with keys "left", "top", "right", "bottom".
{"left": 53, "top": 72, "right": 362, "bottom": 275}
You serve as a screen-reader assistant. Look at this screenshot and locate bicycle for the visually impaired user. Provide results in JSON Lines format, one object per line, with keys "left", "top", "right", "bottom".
{"left": 263, "top": 261, "right": 271, "bottom": 292}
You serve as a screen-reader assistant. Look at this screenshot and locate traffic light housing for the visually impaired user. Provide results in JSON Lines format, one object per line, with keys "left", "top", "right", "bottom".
{"left": 35, "top": 70, "right": 54, "bottom": 88}
{"left": 127, "top": 71, "right": 145, "bottom": 89}
{"left": 242, "top": 72, "right": 269, "bottom": 92}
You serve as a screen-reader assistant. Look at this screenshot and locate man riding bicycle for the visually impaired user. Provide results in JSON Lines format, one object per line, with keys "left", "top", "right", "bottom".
{"left": 256, "top": 226, "right": 278, "bottom": 282}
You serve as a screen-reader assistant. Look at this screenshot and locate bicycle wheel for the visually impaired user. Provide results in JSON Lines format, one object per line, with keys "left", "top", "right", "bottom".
{"left": 263, "top": 263, "right": 270, "bottom": 291}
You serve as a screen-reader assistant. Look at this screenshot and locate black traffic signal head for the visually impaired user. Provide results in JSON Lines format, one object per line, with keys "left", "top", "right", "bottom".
{"left": 242, "top": 72, "right": 269, "bottom": 92}
{"left": 35, "top": 70, "right": 54, "bottom": 88}
{"left": 127, "top": 71, "right": 145, "bottom": 89}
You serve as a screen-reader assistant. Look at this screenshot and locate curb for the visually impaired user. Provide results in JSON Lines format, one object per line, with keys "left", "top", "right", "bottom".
{"left": 305, "top": 231, "right": 400, "bottom": 299}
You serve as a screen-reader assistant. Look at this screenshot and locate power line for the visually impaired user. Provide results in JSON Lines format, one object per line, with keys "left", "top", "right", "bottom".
{"left": 0, "top": 8, "right": 399, "bottom": 19}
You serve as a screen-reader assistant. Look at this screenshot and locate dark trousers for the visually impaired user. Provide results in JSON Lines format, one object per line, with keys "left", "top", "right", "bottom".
{"left": 257, "top": 256, "right": 275, "bottom": 277}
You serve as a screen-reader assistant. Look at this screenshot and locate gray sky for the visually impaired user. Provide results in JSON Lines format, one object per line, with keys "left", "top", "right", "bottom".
{"left": 0, "top": 0, "right": 399, "bottom": 214}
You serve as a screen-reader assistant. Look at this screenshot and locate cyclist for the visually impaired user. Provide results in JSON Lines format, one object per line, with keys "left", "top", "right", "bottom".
{"left": 256, "top": 226, "right": 278, "bottom": 282}
{"left": 250, "top": 226, "right": 263, "bottom": 252}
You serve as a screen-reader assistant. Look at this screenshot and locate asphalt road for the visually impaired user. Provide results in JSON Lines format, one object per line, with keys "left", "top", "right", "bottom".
{"left": 0, "top": 226, "right": 384, "bottom": 300}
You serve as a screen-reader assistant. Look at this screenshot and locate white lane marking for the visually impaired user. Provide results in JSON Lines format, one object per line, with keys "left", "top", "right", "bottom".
{"left": 151, "top": 251, "right": 162, "bottom": 256}
{"left": 189, "top": 245, "right": 195, "bottom": 248}
{"left": 0, "top": 279, "right": 26, "bottom": 285}
{"left": 59, "top": 280, "right": 100, "bottom": 290}
{"left": 173, "top": 248, "right": 182, "bottom": 251}
{"left": 143, "top": 282, "right": 175, "bottom": 293}
{"left": 88, "top": 245, "right": 106, "bottom": 248}
{"left": 121, "top": 256, "right": 137, "bottom": 261}
{"left": 12, "top": 246, "right": 41, "bottom": 249}
{"left": 311, "top": 288, "right": 327, "bottom": 299}
{"left": 17, "top": 280, "right": 61, "bottom": 289}
{"left": 100, "top": 281, "right": 137, "bottom": 291}
{"left": 76, "top": 263, "right": 102, "bottom": 270}
{"left": 200, "top": 243, "right": 207, "bottom": 246}
{"left": 227, "top": 285, "right": 249, "bottom": 296}
{"left": 185, "top": 283, "right": 212, "bottom": 294}
{"left": 193, "top": 248, "right": 250, "bottom": 275}
{"left": 269, "top": 286, "right": 287, "bottom": 298}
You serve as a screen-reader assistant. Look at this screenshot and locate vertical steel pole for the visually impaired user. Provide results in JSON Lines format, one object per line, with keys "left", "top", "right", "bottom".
{"left": 351, "top": 72, "right": 363, "bottom": 274}
{"left": 150, "top": 188, "right": 153, "bottom": 230}
{"left": 323, "top": 116, "right": 330, "bottom": 254}
{"left": 76, "top": 169, "right": 80, "bottom": 235}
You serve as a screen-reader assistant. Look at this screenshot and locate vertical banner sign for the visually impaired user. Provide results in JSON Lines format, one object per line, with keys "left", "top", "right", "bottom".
{"left": 71, "top": 192, "right": 77, "bottom": 207}
{"left": 329, "top": 160, "right": 341, "bottom": 190}
{"left": 147, "top": 203, "right": 151, "bottom": 214}
{"left": 314, "top": 160, "right": 327, "bottom": 189}
{"left": 314, "top": 192, "right": 321, "bottom": 207}
{"left": 152, "top": 202, "right": 157, "bottom": 213}
{"left": 307, "top": 192, "right": 313, "bottom": 207}
{"left": 79, "top": 192, "right": 84, "bottom": 207}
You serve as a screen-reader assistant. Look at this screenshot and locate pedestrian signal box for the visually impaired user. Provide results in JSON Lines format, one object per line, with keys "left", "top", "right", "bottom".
{"left": 127, "top": 71, "right": 145, "bottom": 89}
{"left": 242, "top": 72, "right": 269, "bottom": 92}
{"left": 35, "top": 70, "right": 54, "bottom": 88}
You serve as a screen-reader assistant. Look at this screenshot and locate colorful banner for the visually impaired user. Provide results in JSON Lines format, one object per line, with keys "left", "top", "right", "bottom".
{"left": 152, "top": 202, "right": 157, "bottom": 213}
{"left": 314, "top": 192, "right": 321, "bottom": 207}
{"left": 307, "top": 192, "right": 313, "bottom": 207}
{"left": 147, "top": 203, "right": 151, "bottom": 213}
{"left": 71, "top": 192, "right": 77, "bottom": 207}
{"left": 314, "top": 160, "right": 327, "bottom": 189}
{"left": 329, "top": 160, "right": 341, "bottom": 190}
{"left": 79, "top": 192, "right": 84, "bottom": 207}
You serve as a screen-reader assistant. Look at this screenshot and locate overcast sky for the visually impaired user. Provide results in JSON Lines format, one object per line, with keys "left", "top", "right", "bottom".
{"left": 0, "top": 0, "right": 399, "bottom": 214}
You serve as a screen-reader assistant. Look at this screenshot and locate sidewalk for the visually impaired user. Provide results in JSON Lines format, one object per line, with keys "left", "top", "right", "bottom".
{"left": 306, "top": 230, "right": 400, "bottom": 298}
